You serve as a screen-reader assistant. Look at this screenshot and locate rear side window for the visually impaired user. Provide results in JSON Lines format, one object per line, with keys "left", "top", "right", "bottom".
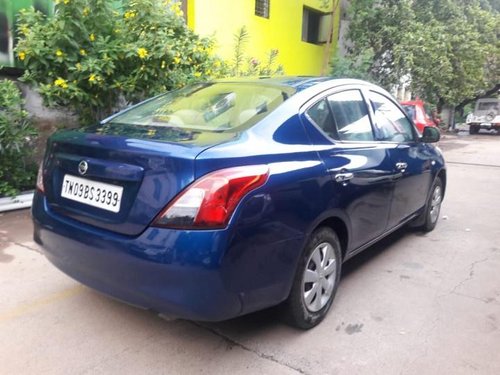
{"left": 306, "top": 99, "right": 336, "bottom": 138}
{"left": 306, "top": 90, "right": 374, "bottom": 142}
{"left": 369, "top": 92, "right": 415, "bottom": 142}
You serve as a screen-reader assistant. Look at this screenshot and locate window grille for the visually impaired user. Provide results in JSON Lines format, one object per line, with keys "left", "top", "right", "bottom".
{"left": 255, "top": 0, "right": 270, "bottom": 18}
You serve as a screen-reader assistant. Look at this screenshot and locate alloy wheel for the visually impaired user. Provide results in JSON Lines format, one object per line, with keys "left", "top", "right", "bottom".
{"left": 429, "top": 185, "right": 442, "bottom": 223}
{"left": 302, "top": 242, "right": 337, "bottom": 312}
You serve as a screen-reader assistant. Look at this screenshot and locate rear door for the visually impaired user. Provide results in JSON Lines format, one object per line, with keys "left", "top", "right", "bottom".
{"left": 367, "top": 91, "right": 432, "bottom": 229}
{"left": 303, "top": 88, "right": 398, "bottom": 251}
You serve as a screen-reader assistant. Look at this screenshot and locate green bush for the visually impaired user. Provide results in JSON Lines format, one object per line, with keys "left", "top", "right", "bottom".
{"left": 0, "top": 80, "right": 38, "bottom": 197}
{"left": 15, "top": 0, "right": 224, "bottom": 123}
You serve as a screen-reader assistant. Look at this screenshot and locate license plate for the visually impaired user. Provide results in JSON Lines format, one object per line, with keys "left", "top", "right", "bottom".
{"left": 61, "top": 174, "right": 123, "bottom": 213}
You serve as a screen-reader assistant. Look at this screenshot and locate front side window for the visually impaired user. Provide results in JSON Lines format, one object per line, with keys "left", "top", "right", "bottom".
{"left": 369, "top": 92, "right": 415, "bottom": 143}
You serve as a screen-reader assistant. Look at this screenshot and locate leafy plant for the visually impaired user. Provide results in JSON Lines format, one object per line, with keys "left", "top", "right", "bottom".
{"left": 232, "top": 26, "right": 250, "bottom": 76}
{"left": 0, "top": 80, "right": 38, "bottom": 197}
{"left": 229, "top": 26, "right": 284, "bottom": 77}
{"left": 15, "top": 0, "right": 225, "bottom": 123}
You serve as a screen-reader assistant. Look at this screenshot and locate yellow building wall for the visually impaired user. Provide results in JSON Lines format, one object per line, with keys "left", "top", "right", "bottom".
{"left": 187, "top": 0, "right": 340, "bottom": 76}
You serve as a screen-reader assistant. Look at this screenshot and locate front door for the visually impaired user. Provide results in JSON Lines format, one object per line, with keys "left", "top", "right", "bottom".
{"left": 367, "top": 91, "right": 432, "bottom": 229}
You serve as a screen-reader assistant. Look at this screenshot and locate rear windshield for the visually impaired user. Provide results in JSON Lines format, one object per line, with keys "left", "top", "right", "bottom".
{"left": 109, "top": 82, "right": 295, "bottom": 132}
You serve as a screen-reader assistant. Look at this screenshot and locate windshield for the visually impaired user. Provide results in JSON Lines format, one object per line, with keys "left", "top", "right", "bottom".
{"left": 401, "top": 105, "right": 415, "bottom": 119}
{"left": 109, "top": 82, "right": 295, "bottom": 132}
{"left": 477, "top": 101, "right": 499, "bottom": 111}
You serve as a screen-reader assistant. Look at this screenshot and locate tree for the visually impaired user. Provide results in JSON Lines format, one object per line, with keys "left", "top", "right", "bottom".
{"left": 15, "top": 0, "right": 223, "bottom": 123}
{"left": 329, "top": 49, "right": 376, "bottom": 82}
{"left": 339, "top": 0, "right": 499, "bottom": 112}
{"left": 480, "top": 0, "right": 500, "bottom": 12}
{"left": 410, "top": 0, "right": 499, "bottom": 109}
{"left": 342, "top": 0, "right": 416, "bottom": 87}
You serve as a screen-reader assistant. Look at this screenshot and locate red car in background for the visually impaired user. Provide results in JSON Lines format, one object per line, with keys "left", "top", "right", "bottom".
{"left": 401, "top": 100, "right": 439, "bottom": 133}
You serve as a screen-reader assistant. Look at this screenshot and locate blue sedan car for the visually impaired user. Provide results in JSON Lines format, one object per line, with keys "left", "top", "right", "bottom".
{"left": 32, "top": 77, "right": 445, "bottom": 329}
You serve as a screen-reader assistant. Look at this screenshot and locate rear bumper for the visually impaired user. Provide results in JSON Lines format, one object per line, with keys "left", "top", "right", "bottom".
{"left": 32, "top": 193, "right": 242, "bottom": 321}
{"left": 32, "top": 192, "right": 303, "bottom": 321}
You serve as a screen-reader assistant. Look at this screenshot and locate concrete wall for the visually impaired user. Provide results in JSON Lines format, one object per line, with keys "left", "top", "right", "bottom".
{"left": 1, "top": 73, "right": 77, "bottom": 161}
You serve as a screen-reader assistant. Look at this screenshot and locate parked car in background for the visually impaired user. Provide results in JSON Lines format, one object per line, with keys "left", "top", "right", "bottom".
{"left": 32, "top": 77, "right": 446, "bottom": 329}
{"left": 466, "top": 98, "right": 500, "bottom": 134}
{"left": 401, "top": 99, "right": 438, "bottom": 133}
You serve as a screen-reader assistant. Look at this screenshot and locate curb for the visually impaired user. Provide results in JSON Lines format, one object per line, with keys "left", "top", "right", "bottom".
{"left": 0, "top": 191, "right": 34, "bottom": 213}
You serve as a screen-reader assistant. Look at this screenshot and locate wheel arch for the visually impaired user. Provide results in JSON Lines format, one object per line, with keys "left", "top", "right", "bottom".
{"left": 437, "top": 168, "right": 447, "bottom": 198}
{"left": 314, "top": 216, "right": 349, "bottom": 260}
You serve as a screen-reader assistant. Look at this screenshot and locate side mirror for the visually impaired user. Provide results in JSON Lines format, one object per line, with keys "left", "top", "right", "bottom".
{"left": 420, "top": 126, "right": 440, "bottom": 143}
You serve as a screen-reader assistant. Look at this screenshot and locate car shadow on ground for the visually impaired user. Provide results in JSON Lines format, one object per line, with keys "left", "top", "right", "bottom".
{"left": 342, "top": 227, "right": 410, "bottom": 277}
{"left": 68, "top": 224, "right": 418, "bottom": 337}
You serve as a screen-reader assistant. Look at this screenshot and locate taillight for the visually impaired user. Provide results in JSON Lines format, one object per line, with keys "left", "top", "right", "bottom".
{"left": 152, "top": 165, "right": 269, "bottom": 229}
{"left": 36, "top": 162, "right": 45, "bottom": 193}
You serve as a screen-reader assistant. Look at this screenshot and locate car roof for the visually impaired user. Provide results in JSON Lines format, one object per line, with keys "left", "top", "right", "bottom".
{"left": 400, "top": 100, "right": 425, "bottom": 106}
{"left": 216, "top": 76, "right": 376, "bottom": 93}
{"left": 254, "top": 76, "right": 332, "bottom": 91}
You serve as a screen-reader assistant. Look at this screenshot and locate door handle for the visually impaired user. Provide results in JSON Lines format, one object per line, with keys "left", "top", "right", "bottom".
{"left": 395, "top": 162, "right": 407, "bottom": 171}
{"left": 335, "top": 172, "right": 354, "bottom": 183}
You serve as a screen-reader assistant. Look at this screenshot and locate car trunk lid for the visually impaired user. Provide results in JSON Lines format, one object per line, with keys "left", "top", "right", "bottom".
{"left": 42, "top": 129, "right": 234, "bottom": 236}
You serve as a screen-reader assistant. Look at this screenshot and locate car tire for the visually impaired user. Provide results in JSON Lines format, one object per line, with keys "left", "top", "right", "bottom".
{"left": 284, "top": 227, "right": 342, "bottom": 329}
{"left": 418, "top": 178, "right": 443, "bottom": 232}
{"left": 469, "top": 125, "right": 479, "bottom": 135}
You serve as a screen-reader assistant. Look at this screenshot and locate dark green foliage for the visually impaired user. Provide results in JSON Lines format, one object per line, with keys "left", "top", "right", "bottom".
{"left": 330, "top": 50, "right": 376, "bottom": 82}
{"left": 0, "top": 80, "right": 37, "bottom": 196}
{"left": 338, "top": 0, "right": 500, "bottom": 107}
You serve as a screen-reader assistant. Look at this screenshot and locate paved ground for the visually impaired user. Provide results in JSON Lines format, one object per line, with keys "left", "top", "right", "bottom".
{"left": 1, "top": 130, "right": 500, "bottom": 374}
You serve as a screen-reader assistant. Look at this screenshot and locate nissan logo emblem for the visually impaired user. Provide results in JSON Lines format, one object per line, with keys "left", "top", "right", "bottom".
{"left": 78, "top": 160, "right": 88, "bottom": 175}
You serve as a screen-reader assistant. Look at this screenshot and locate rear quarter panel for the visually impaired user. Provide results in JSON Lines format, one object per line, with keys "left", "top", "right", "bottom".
{"left": 195, "top": 111, "right": 340, "bottom": 313}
